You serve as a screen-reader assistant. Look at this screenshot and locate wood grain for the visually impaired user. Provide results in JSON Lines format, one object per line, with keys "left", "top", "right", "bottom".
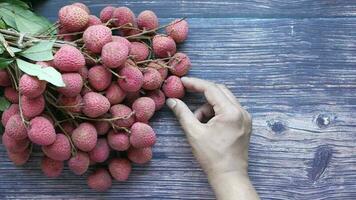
{"left": 1, "top": 1, "right": 356, "bottom": 199}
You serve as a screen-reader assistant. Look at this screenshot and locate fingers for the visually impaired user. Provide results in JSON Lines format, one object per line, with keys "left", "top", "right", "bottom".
{"left": 166, "top": 98, "right": 201, "bottom": 133}
{"left": 181, "top": 77, "right": 233, "bottom": 114}
{"left": 194, "top": 103, "right": 214, "bottom": 122}
{"left": 216, "top": 84, "right": 241, "bottom": 107}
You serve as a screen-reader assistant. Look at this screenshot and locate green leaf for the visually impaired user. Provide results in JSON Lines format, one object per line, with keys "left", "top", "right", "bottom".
{"left": 9, "top": 47, "right": 21, "bottom": 53}
{"left": 0, "top": 0, "right": 29, "bottom": 9}
{"left": 20, "top": 40, "right": 54, "bottom": 61}
{"left": 0, "top": 97, "right": 10, "bottom": 111}
{"left": 0, "top": 18, "right": 6, "bottom": 29}
{"left": 16, "top": 59, "right": 65, "bottom": 87}
{"left": 0, "top": 57, "right": 13, "bottom": 68}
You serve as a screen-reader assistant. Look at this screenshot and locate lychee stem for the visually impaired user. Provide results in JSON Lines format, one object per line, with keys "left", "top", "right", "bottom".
{"left": 136, "top": 57, "right": 171, "bottom": 64}
{"left": 6, "top": 67, "right": 18, "bottom": 90}
{"left": 13, "top": 65, "right": 29, "bottom": 125}
{"left": 72, "top": 111, "right": 135, "bottom": 122}
{"left": 107, "top": 68, "right": 125, "bottom": 79}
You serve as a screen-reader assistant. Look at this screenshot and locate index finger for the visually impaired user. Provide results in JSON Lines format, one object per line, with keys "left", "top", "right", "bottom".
{"left": 181, "top": 77, "right": 233, "bottom": 114}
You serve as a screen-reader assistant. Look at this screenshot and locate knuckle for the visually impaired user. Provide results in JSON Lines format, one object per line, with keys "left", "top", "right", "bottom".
{"left": 226, "top": 108, "right": 243, "bottom": 121}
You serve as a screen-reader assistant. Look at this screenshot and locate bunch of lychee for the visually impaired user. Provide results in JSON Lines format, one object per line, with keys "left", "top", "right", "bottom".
{"left": 0, "top": 2, "right": 190, "bottom": 192}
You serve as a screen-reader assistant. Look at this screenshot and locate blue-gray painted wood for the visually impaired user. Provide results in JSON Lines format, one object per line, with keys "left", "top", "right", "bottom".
{"left": 0, "top": 0, "right": 356, "bottom": 199}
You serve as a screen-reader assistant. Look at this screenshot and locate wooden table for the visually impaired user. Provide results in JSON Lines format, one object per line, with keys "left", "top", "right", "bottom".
{"left": 1, "top": 0, "right": 356, "bottom": 199}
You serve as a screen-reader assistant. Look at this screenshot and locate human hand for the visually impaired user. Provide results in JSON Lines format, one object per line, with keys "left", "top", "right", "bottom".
{"left": 166, "top": 77, "right": 259, "bottom": 200}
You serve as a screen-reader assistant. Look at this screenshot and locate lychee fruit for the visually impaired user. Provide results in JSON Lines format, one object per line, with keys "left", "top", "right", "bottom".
{"left": 87, "top": 15, "right": 102, "bottom": 27}
{"left": 0, "top": 69, "right": 11, "bottom": 87}
{"left": 7, "top": 148, "right": 30, "bottom": 166}
{"left": 72, "top": 2, "right": 90, "bottom": 14}
{"left": 88, "top": 65, "right": 112, "bottom": 91}
{"left": 162, "top": 76, "right": 185, "bottom": 98}
{"left": 130, "top": 122, "right": 156, "bottom": 148}
{"left": 165, "top": 19, "right": 189, "bottom": 43}
{"left": 1, "top": 104, "right": 19, "bottom": 126}
{"left": 58, "top": 95, "right": 82, "bottom": 113}
{"left": 108, "top": 158, "right": 132, "bottom": 181}
{"left": 68, "top": 151, "right": 90, "bottom": 175}
{"left": 101, "top": 41, "right": 129, "bottom": 69}
{"left": 83, "top": 25, "right": 112, "bottom": 53}
{"left": 127, "top": 147, "right": 153, "bottom": 164}
{"left": 54, "top": 45, "right": 85, "bottom": 72}
{"left": 132, "top": 97, "right": 155, "bottom": 122}
{"left": 2, "top": 132, "right": 30, "bottom": 153}
{"left": 112, "top": 7, "right": 135, "bottom": 28}
{"left": 152, "top": 35, "right": 176, "bottom": 58}
{"left": 110, "top": 104, "right": 135, "bottom": 128}
{"left": 41, "top": 156, "right": 64, "bottom": 178}
{"left": 18, "top": 74, "right": 46, "bottom": 98}
{"left": 4, "top": 87, "right": 19, "bottom": 103}
{"left": 169, "top": 52, "right": 191, "bottom": 76}
{"left": 146, "top": 90, "right": 166, "bottom": 111}
{"left": 147, "top": 60, "right": 168, "bottom": 80}
{"left": 5, "top": 114, "right": 27, "bottom": 140}
{"left": 58, "top": 5, "right": 89, "bottom": 32}
{"left": 142, "top": 68, "right": 163, "bottom": 90}
{"left": 105, "top": 82, "right": 126, "bottom": 105}
{"left": 137, "top": 10, "right": 159, "bottom": 30}
{"left": 94, "top": 121, "right": 110, "bottom": 135}
{"left": 89, "top": 138, "right": 110, "bottom": 163}
{"left": 28, "top": 116, "right": 56, "bottom": 145}
{"left": 42, "top": 134, "right": 71, "bottom": 161}
{"left": 118, "top": 66, "right": 143, "bottom": 92}
{"left": 71, "top": 122, "right": 98, "bottom": 152}
{"left": 87, "top": 168, "right": 112, "bottom": 192}
{"left": 78, "top": 66, "right": 89, "bottom": 80}
{"left": 57, "top": 73, "right": 83, "bottom": 97}
{"left": 82, "top": 92, "right": 110, "bottom": 118}
{"left": 100, "top": 6, "right": 115, "bottom": 23}
{"left": 21, "top": 95, "right": 45, "bottom": 119}
{"left": 112, "top": 36, "right": 131, "bottom": 50}
{"left": 129, "top": 42, "right": 149, "bottom": 61}
{"left": 107, "top": 130, "right": 130, "bottom": 151}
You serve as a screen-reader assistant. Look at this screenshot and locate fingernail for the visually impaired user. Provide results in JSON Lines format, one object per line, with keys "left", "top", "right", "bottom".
{"left": 166, "top": 98, "right": 177, "bottom": 108}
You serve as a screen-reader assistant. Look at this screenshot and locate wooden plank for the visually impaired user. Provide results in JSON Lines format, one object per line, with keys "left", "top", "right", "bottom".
{"left": 31, "top": 0, "right": 356, "bottom": 19}
{"left": 1, "top": 9, "right": 356, "bottom": 200}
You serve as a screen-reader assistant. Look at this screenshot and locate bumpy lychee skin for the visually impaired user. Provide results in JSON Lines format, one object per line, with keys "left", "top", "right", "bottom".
{"left": 127, "top": 147, "right": 153, "bottom": 164}
{"left": 54, "top": 45, "right": 85, "bottom": 72}
{"left": 105, "top": 82, "right": 126, "bottom": 105}
{"left": 7, "top": 148, "right": 30, "bottom": 166}
{"left": 108, "top": 158, "right": 132, "bottom": 181}
{"left": 83, "top": 25, "right": 112, "bottom": 53}
{"left": 110, "top": 104, "right": 135, "bottom": 128}
{"left": 4, "top": 87, "right": 19, "bottom": 103}
{"left": 21, "top": 95, "right": 45, "bottom": 119}
{"left": 130, "top": 122, "right": 156, "bottom": 148}
{"left": 112, "top": 36, "right": 131, "bottom": 50}
{"left": 87, "top": 15, "right": 102, "bottom": 27}
{"left": 146, "top": 90, "right": 166, "bottom": 111}
{"left": 78, "top": 66, "right": 89, "bottom": 80}
{"left": 41, "top": 156, "right": 64, "bottom": 178}
{"left": 142, "top": 68, "right": 163, "bottom": 90}
{"left": 58, "top": 5, "right": 89, "bottom": 32}
{"left": 147, "top": 60, "right": 168, "bottom": 80}
{"left": 112, "top": 7, "right": 135, "bottom": 27}
{"left": 72, "top": 2, "right": 90, "bottom": 14}
{"left": 57, "top": 73, "right": 83, "bottom": 97}
{"left": 82, "top": 92, "right": 111, "bottom": 118}
{"left": 165, "top": 19, "right": 189, "bottom": 43}
{"left": 169, "top": 53, "right": 191, "bottom": 76}
{"left": 94, "top": 121, "right": 110, "bottom": 135}
{"left": 88, "top": 65, "right": 112, "bottom": 91}
{"left": 107, "top": 130, "right": 130, "bottom": 151}
{"left": 101, "top": 41, "right": 129, "bottom": 69}
{"left": 89, "top": 138, "right": 110, "bottom": 163}
{"left": 2, "top": 132, "right": 30, "bottom": 153}
{"left": 129, "top": 42, "right": 149, "bottom": 62}
{"left": 132, "top": 97, "right": 156, "bottom": 122}
{"left": 152, "top": 35, "right": 177, "bottom": 58}
{"left": 137, "top": 10, "right": 159, "bottom": 30}
{"left": 118, "top": 66, "right": 143, "bottom": 92}
{"left": 0, "top": 69, "right": 11, "bottom": 87}
{"left": 68, "top": 151, "right": 90, "bottom": 175}
{"left": 71, "top": 123, "right": 98, "bottom": 152}
{"left": 162, "top": 76, "right": 185, "bottom": 98}
{"left": 58, "top": 95, "right": 82, "bottom": 113}
{"left": 1, "top": 104, "right": 19, "bottom": 126}
{"left": 42, "top": 134, "right": 71, "bottom": 161}
{"left": 5, "top": 114, "right": 27, "bottom": 140}
{"left": 100, "top": 6, "right": 115, "bottom": 23}
{"left": 28, "top": 116, "right": 56, "bottom": 145}
{"left": 19, "top": 74, "right": 46, "bottom": 98}
{"left": 87, "top": 168, "right": 112, "bottom": 192}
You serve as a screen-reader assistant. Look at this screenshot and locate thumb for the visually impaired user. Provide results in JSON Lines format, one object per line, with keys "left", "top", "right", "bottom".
{"left": 166, "top": 98, "right": 201, "bottom": 133}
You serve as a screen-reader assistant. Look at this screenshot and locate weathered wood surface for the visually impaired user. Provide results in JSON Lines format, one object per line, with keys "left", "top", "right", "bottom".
{"left": 0, "top": 1, "right": 356, "bottom": 199}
